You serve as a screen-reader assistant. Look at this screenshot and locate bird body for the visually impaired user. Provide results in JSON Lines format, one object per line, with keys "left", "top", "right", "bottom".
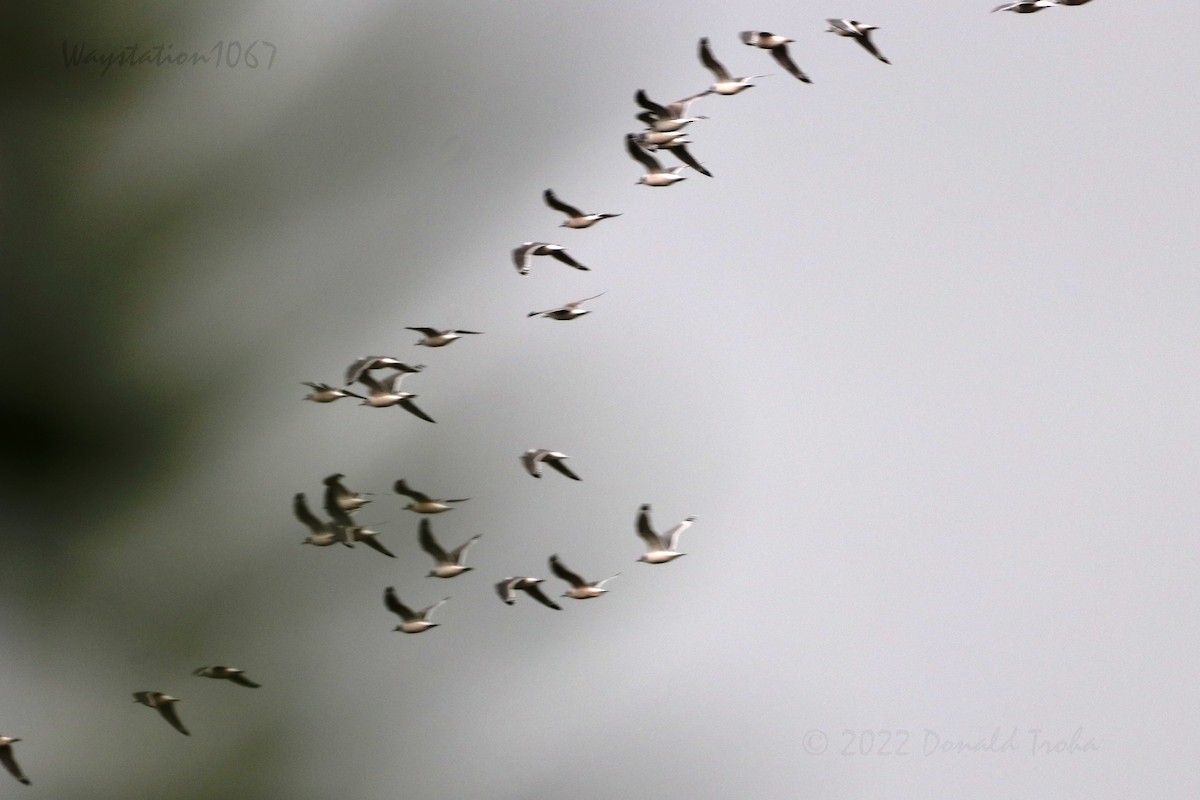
{"left": 521, "top": 449, "right": 582, "bottom": 481}
{"left": 406, "top": 327, "right": 483, "bottom": 347}
{"left": 550, "top": 555, "right": 619, "bottom": 599}
{"left": 699, "top": 37, "right": 765, "bottom": 95}
{"left": 543, "top": 190, "right": 621, "bottom": 229}
{"left": 527, "top": 292, "right": 605, "bottom": 321}
{"left": 419, "top": 519, "right": 481, "bottom": 578}
{"left": 511, "top": 242, "right": 589, "bottom": 275}
{"left": 394, "top": 480, "right": 469, "bottom": 513}
{"left": 303, "top": 382, "right": 363, "bottom": 403}
{"left": 625, "top": 134, "right": 687, "bottom": 186}
{"left": 496, "top": 577, "right": 561, "bottom": 610}
{"left": 356, "top": 371, "right": 436, "bottom": 423}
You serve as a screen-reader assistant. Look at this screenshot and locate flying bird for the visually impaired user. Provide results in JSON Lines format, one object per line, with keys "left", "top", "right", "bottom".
{"left": 527, "top": 292, "right": 605, "bottom": 321}
{"left": 826, "top": 19, "right": 891, "bottom": 64}
{"left": 418, "top": 519, "right": 481, "bottom": 578}
{"left": 394, "top": 479, "right": 469, "bottom": 514}
{"left": 634, "top": 89, "right": 709, "bottom": 132}
{"left": 0, "top": 738, "right": 30, "bottom": 786}
{"left": 511, "top": 242, "right": 589, "bottom": 276}
{"left": 739, "top": 31, "right": 811, "bottom": 83}
{"left": 993, "top": 0, "right": 1054, "bottom": 10}
{"left": 543, "top": 190, "right": 621, "bottom": 229}
{"left": 303, "top": 382, "right": 363, "bottom": 403}
{"left": 406, "top": 327, "right": 483, "bottom": 347}
{"left": 549, "top": 554, "right": 620, "bottom": 600}
{"left": 133, "top": 691, "right": 189, "bottom": 736}
{"left": 521, "top": 449, "right": 582, "bottom": 481}
{"left": 384, "top": 588, "right": 448, "bottom": 633}
{"left": 625, "top": 134, "right": 687, "bottom": 187}
{"left": 193, "top": 666, "right": 261, "bottom": 688}
{"left": 636, "top": 503, "right": 697, "bottom": 564}
{"left": 356, "top": 371, "right": 436, "bottom": 423}
{"left": 344, "top": 357, "right": 424, "bottom": 386}
{"left": 323, "top": 473, "right": 371, "bottom": 513}
{"left": 698, "top": 37, "right": 766, "bottom": 95}
{"left": 294, "top": 492, "right": 349, "bottom": 547}
{"left": 495, "top": 577, "right": 561, "bottom": 610}
{"left": 325, "top": 503, "right": 396, "bottom": 558}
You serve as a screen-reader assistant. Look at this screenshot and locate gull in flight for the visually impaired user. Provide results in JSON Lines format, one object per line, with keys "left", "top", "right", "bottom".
{"left": 356, "top": 371, "right": 436, "bottom": 423}
{"left": 993, "top": 1, "right": 1054, "bottom": 10}
{"left": 521, "top": 449, "right": 582, "bottom": 481}
{"left": 698, "top": 37, "right": 766, "bottom": 95}
{"left": 384, "top": 588, "right": 448, "bottom": 633}
{"left": 635, "top": 89, "right": 709, "bottom": 133}
{"left": 294, "top": 492, "right": 349, "bottom": 547}
{"left": 527, "top": 292, "right": 605, "bottom": 321}
{"left": 419, "top": 519, "right": 481, "bottom": 578}
{"left": 543, "top": 189, "right": 621, "bottom": 229}
{"left": 326, "top": 503, "right": 396, "bottom": 558}
{"left": 739, "top": 31, "right": 811, "bottom": 83}
{"left": 323, "top": 473, "right": 371, "bottom": 513}
{"left": 0, "top": 738, "right": 30, "bottom": 786}
{"left": 636, "top": 503, "right": 697, "bottom": 564}
{"left": 496, "top": 577, "right": 561, "bottom": 610}
{"left": 511, "top": 242, "right": 589, "bottom": 276}
{"left": 626, "top": 134, "right": 687, "bottom": 186}
{"left": 406, "top": 327, "right": 483, "bottom": 347}
{"left": 550, "top": 555, "right": 620, "bottom": 600}
{"left": 394, "top": 479, "right": 469, "bottom": 514}
{"left": 193, "top": 666, "right": 261, "bottom": 688}
{"left": 302, "top": 382, "right": 363, "bottom": 403}
{"left": 826, "top": 19, "right": 891, "bottom": 64}
{"left": 344, "top": 357, "right": 424, "bottom": 386}
{"left": 133, "top": 691, "right": 189, "bottom": 736}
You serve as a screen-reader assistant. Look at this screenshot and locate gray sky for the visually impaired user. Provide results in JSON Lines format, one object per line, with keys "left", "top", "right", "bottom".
{"left": 5, "top": 1, "right": 1198, "bottom": 798}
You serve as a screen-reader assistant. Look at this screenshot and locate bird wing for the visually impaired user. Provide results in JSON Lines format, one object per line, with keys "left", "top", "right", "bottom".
{"left": 625, "top": 134, "right": 662, "bottom": 171}
{"left": 512, "top": 243, "right": 537, "bottom": 274}
{"left": 344, "top": 357, "right": 378, "bottom": 385}
{"left": 358, "top": 533, "right": 396, "bottom": 558}
{"left": 543, "top": 189, "right": 582, "bottom": 218}
{"left": 665, "top": 516, "right": 697, "bottom": 551}
{"left": 156, "top": 700, "right": 190, "bottom": 736}
{"left": 634, "top": 89, "right": 669, "bottom": 117}
{"left": 406, "top": 327, "right": 438, "bottom": 336}
{"left": 418, "top": 519, "right": 448, "bottom": 562}
{"left": 496, "top": 578, "right": 518, "bottom": 604}
{"left": 856, "top": 31, "right": 889, "bottom": 64}
{"left": 399, "top": 399, "right": 437, "bottom": 423}
{"left": 545, "top": 457, "right": 582, "bottom": 481}
{"left": 547, "top": 248, "right": 588, "bottom": 271}
{"left": 667, "top": 142, "right": 712, "bottom": 178}
{"left": 522, "top": 449, "right": 546, "bottom": 477}
{"left": 227, "top": 671, "right": 262, "bottom": 688}
{"left": 420, "top": 597, "right": 450, "bottom": 620}
{"left": 698, "top": 38, "right": 730, "bottom": 81}
{"left": 524, "top": 583, "right": 562, "bottom": 610}
{"left": 565, "top": 291, "right": 605, "bottom": 308}
{"left": 384, "top": 587, "right": 415, "bottom": 621}
{"left": 293, "top": 493, "right": 328, "bottom": 534}
{"left": 666, "top": 90, "right": 709, "bottom": 118}
{"left": 393, "top": 480, "right": 431, "bottom": 503}
{"left": 549, "top": 554, "right": 586, "bottom": 587}
{"left": 771, "top": 45, "right": 810, "bottom": 83}
{"left": 0, "top": 745, "right": 29, "bottom": 785}
{"left": 448, "top": 534, "right": 482, "bottom": 564}
{"left": 636, "top": 504, "right": 664, "bottom": 549}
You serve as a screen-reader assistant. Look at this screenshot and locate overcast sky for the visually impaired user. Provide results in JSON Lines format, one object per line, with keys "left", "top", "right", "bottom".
{"left": 5, "top": 1, "right": 1199, "bottom": 798}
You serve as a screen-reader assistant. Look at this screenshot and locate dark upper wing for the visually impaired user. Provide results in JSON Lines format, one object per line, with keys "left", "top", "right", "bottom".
{"left": 393, "top": 480, "right": 431, "bottom": 503}
{"left": 293, "top": 493, "right": 327, "bottom": 534}
{"left": 0, "top": 745, "right": 29, "bottom": 785}
{"left": 636, "top": 503, "right": 662, "bottom": 548}
{"left": 546, "top": 458, "right": 582, "bottom": 481}
{"left": 399, "top": 399, "right": 437, "bottom": 423}
{"left": 227, "top": 671, "right": 262, "bottom": 688}
{"left": 698, "top": 37, "right": 729, "bottom": 81}
{"left": 157, "top": 701, "right": 190, "bottom": 736}
{"left": 667, "top": 143, "right": 712, "bottom": 178}
{"left": 549, "top": 554, "right": 585, "bottom": 587}
{"left": 547, "top": 248, "right": 588, "bottom": 271}
{"left": 857, "top": 31, "right": 890, "bottom": 64}
{"left": 771, "top": 45, "right": 811, "bottom": 83}
{"left": 634, "top": 89, "right": 669, "bottom": 117}
{"left": 625, "top": 134, "right": 661, "bottom": 171}
{"left": 543, "top": 189, "right": 582, "bottom": 218}
{"left": 523, "top": 583, "right": 562, "bottom": 610}
{"left": 418, "top": 519, "right": 448, "bottom": 561}
{"left": 384, "top": 586, "right": 414, "bottom": 620}
{"left": 358, "top": 534, "right": 396, "bottom": 558}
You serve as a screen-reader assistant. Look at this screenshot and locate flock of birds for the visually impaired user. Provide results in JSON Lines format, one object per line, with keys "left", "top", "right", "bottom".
{"left": 0, "top": 5, "right": 1101, "bottom": 789}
